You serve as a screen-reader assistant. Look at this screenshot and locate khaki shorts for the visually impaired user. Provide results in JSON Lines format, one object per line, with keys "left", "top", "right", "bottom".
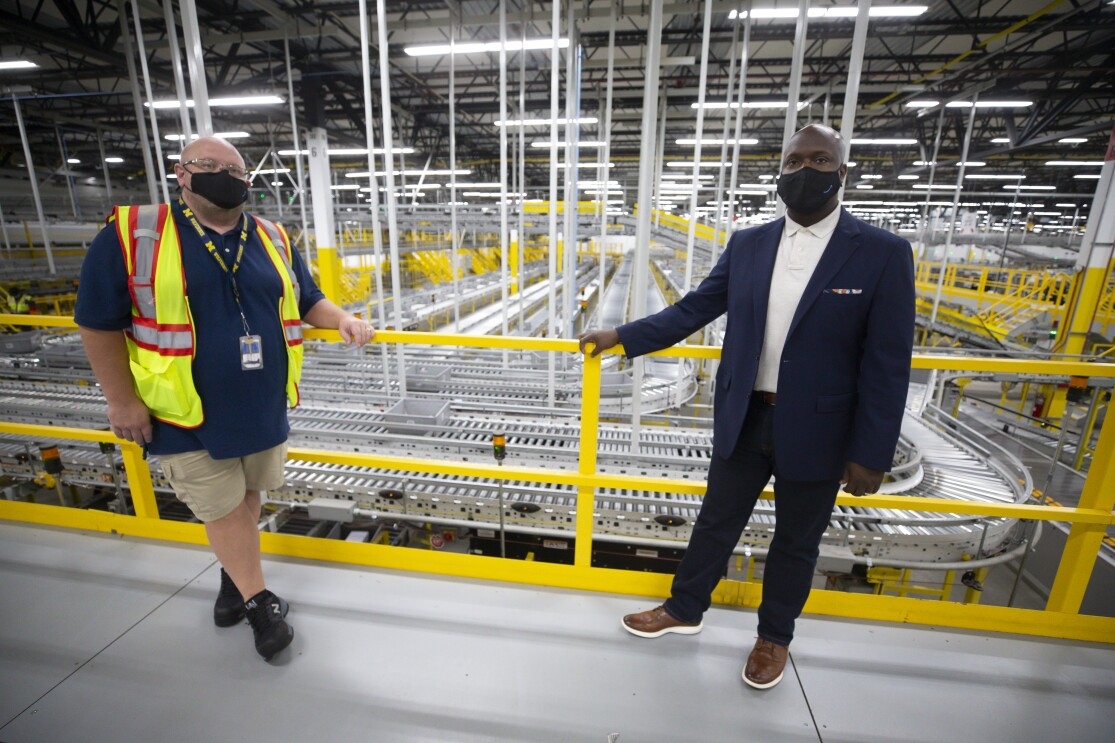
{"left": 160, "top": 442, "right": 288, "bottom": 523}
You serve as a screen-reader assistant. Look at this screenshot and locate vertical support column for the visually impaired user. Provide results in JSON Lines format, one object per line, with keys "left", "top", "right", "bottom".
{"left": 546, "top": 0, "right": 561, "bottom": 406}
{"left": 712, "top": 22, "right": 739, "bottom": 254}
{"left": 130, "top": 0, "right": 170, "bottom": 203}
{"left": 837, "top": 1, "right": 871, "bottom": 169}
{"left": 178, "top": 0, "right": 211, "bottom": 134}
{"left": 284, "top": 35, "right": 311, "bottom": 265}
{"left": 451, "top": 9, "right": 462, "bottom": 332}
{"left": 1058, "top": 126, "right": 1115, "bottom": 359}
{"left": 376, "top": 0, "right": 408, "bottom": 395}
{"left": 598, "top": 4, "right": 617, "bottom": 298}
{"left": 163, "top": 0, "right": 192, "bottom": 142}
{"left": 725, "top": 14, "right": 751, "bottom": 228}
{"left": 499, "top": 0, "right": 511, "bottom": 341}
{"left": 562, "top": 1, "right": 582, "bottom": 341}
{"left": 776, "top": 0, "right": 811, "bottom": 172}
{"left": 1047, "top": 125, "right": 1115, "bottom": 418}
{"left": 685, "top": 0, "right": 713, "bottom": 296}
{"left": 117, "top": 0, "right": 158, "bottom": 202}
{"left": 306, "top": 128, "right": 340, "bottom": 302}
{"left": 11, "top": 95, "right": 55, "bottom": 274}
{"left": 630, "top": 0, "right": 665, "bottom": 453}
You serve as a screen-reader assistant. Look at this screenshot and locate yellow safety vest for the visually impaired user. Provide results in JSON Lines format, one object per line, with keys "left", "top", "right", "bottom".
{"left": 113, "top": 203, "right": 305, "bottom": 427}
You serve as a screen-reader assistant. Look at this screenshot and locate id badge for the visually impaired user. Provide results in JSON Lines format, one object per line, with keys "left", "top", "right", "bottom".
{"left": 240, "top": 334, "right": 263, "bottom": 370}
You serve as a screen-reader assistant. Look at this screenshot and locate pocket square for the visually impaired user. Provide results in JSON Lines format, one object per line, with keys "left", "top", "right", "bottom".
{"left": 827, "top": 288, "right": 862, "bottom": 295}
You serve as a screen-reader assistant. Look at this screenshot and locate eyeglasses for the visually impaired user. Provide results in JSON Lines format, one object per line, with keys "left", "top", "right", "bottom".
{"left": 182, "top": 158, "right": 248, "bottom": 179}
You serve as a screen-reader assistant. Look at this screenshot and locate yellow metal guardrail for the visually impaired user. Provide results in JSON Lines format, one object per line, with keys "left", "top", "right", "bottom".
{"left": 1, "top": 317, "right": 1114, "bottom": 643}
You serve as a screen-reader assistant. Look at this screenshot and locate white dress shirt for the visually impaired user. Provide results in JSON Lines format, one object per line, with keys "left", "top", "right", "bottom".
{"left": 753, "top": 207, "right": 841, "bottom": 393}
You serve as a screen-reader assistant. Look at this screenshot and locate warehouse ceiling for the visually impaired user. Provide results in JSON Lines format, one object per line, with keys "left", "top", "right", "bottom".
{"left": 1, "top": 0, "right": 1114, "bottom": 225}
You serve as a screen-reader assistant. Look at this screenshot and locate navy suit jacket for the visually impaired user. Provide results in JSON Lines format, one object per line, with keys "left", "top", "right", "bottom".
{"left": 617, "top": 208, "right": 915, "bottom": 481}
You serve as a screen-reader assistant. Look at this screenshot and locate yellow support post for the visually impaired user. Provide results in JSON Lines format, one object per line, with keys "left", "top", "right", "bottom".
{"left": 575, "top": 345, "right": 602, "bottom": 568}
{"left": 1046, "top": 408, "right": 1115, "bottom": 612}
{"left": 317, "top": 246, "right": 343, "bottom": 304}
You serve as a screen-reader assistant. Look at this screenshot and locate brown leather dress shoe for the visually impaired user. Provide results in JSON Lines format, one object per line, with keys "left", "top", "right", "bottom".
{"left": 743, "top": 638, "right": 789, "bottom": 689}
{"left": 621, "top": 605, "right": 703, "bottom": 638}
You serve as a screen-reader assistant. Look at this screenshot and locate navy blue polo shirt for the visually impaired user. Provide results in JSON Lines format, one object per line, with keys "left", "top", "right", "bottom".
{"left": 74, "top": 200, "right": 325, "bottom": 459}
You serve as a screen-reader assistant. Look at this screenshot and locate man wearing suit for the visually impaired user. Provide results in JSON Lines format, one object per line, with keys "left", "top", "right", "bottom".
{"left": 578, "top": 124, "right": 915, "bottom": 689}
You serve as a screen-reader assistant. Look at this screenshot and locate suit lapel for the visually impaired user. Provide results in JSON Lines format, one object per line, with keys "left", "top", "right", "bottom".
{"left": 787, "top": 209, "right": 860, "bottom": 339}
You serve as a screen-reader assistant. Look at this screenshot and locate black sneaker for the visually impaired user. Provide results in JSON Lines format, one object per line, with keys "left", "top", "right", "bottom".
{"left": 244, "top": 589, "right": 293, "bottom": 661}
{"left": 214, "top": 568, "right": 245, "bottom": 627}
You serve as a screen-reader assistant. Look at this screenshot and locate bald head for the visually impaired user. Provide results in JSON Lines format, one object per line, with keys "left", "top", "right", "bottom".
{"left": 782, "top": 124, "right": 846, "bottom": 169}
{"left": 180, "top": 136, "right": 245, "bottom": 169}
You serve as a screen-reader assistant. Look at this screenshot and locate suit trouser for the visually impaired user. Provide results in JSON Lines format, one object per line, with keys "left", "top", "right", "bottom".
{"left": 662, "top": 399, "right": 840, "bottom": 646}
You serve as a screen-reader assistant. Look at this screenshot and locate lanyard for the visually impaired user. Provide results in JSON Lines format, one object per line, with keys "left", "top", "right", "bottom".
{"left": 179, "top": 200, "right": 253, "bottom": 335}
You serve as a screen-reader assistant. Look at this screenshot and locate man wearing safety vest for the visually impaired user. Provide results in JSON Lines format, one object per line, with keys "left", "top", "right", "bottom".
{"left": 75, "top": 136, "right": 375, "bottom": 662}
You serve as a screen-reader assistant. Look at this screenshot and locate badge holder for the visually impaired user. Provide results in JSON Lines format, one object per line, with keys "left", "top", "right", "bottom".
{"left": 240, "top": 334, "right": 263, "bottom": 370}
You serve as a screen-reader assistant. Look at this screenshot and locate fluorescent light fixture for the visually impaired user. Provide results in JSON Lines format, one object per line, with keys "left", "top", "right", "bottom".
{"left": 965, "top": 174, "right": 1024, "bottom": 179}
{"left": 1058, "top": 138, "right": 1088, "bottom": 144}
{"left": 278, "top": 147, "right": 415, "bottom": 156}
{"left": 167, "top": 154, "right": 180, "bottom": 160}
{"left": 146, "top": 95, "right": 284, "bottom": 109}
{"left": 854, "top": 185, "right": 875, "bottom": 189}
{"left": 494, "top": 116, "right": 597, "bottom": 127}
{"left": 67, "top": 158, "right": 80, "bottom": 164}
{"left": 666, "top": 161, "right": 729, "bottom": 168}
{"left": 0, "top": 60, "right": 38, "bottom": 70}
{"left": 861, "top": 174, "right": 884, "bottom": 180}
{"left": 954, "top": 161, "right": 986, "bottom": 167}
{"left": 564, "top": 162, "right": 615, "bottom": 168}
{"left": 1074, "top": 174, "right": 1101, "bottom": 180}
{"left": 1055, "top": 203, "right": 1078, "bottom": 208}
{"left": 691, "top": 101, "right": 793, "bottom": 110}
{"left": 945, "top": 100, "right": 1032, "bottom": 108}
{"left": 165, "top": 131, "right": 250, "bottom": 141}
{"left": 270, "top": 181, "right": 283, "bottom": 186}
{"left": 404, "top": 38, "right": 569, "bottom": 56}
{"left": 252, "top": 168, "right": 290, "bottom": 175}
{"left": 453, "top": 182, "right": 504, "bottom": 188}
{"left": 758, "top": 174, "right": 774, "bottom": 180}
{"left": 905, "top": 100, "right": 939, "bottom": 109}
{"left": 1003, "top": 184, "right": 1056, "bottom": 190}
{"left": 331, "top": 185, "right": 360, "bottom": 190}
{"left": 345, "top": 169, "right": 471, "bottom": 177}
{"left": 530, "top": 141, "right": 606, "bottom": 148}
{"left": 897, "top": 174, "right": 920, "bottom": 180}
{"left": 676, "top": 138, "right": 759, "bottom": 145}
{"left": 461, "top": 191, "right": 526, "bottom": 197}
{"left": 912, "top": 184, "right": 956, "bottom": 190}
{"left": 361, "top": 184, "right": 442, "bottom": 192}
{"left": 1045, "top": 160, "right": 1104, "bottom": 166}
{"left": 730, "top": 5, "right": 927, "bottom": 19}
{"left": 991, "top": 137, "right": 1012, "bottom": 144}
{"left": 851, "top": 138, "right": 918, "bottom": 145}
{"left": 105, "top": 157, "right": 124, "bottom": 163}
{"left": 1033, "top": 211, "right": 1063, "bottom": 216}
{"left": 913, "top": 160, "right": 936, "bottom": 166}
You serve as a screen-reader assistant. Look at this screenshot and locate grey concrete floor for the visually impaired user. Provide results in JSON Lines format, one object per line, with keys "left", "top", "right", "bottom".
{"left": 1, "top": 521, "right": 1113, "bottom": 743}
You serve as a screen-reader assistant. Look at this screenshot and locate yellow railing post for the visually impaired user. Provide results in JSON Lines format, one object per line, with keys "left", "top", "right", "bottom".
{"left": 1046, "top": 409, "right": 1115, "bottom": 613}
{"left": 575, "top": 346, "right": 602, "bottom": 567}
{"left": 119, "top": 442, "right": 159, "bottom": 519}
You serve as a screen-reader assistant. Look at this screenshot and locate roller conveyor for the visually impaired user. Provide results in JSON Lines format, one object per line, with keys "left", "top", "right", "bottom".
{"left": 0, "top": 259, "right": 1036, "bottom": 570}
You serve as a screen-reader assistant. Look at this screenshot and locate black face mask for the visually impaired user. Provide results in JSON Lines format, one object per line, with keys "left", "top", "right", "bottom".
{"left": 776, "top": 166, "right": 842, "bottom": 214}
{"left": 186, "top": 170, "right": 248, "bottom": 210}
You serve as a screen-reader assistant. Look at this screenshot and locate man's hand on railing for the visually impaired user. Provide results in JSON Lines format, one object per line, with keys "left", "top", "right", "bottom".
{"left": 578, "top": 328, "right": 620, "bottom": 358}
